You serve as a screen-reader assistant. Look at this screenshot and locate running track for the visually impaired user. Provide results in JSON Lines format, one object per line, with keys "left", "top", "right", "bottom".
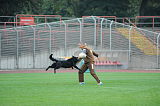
{"left": 0, "top": 69, "right": 160, "bottom": 73}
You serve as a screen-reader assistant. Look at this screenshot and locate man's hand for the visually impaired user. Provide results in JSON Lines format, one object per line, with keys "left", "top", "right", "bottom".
{"left": 97, "top": 57, "right": 100, "bottom": 61}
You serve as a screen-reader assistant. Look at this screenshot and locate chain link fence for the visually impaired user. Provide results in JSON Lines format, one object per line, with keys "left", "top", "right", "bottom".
{"left": 0, "top": 16, "right": 160, "bottom": 70}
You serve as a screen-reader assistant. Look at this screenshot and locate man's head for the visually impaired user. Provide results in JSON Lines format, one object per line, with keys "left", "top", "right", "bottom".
{"left": 78, "top": 43, "right": 87, "bottom": 49}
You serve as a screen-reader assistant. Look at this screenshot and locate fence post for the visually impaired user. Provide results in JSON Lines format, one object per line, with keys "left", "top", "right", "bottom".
{"left": 129, "top": 26, "right": 132, "bottom": 61}
{"left": 77, "top": 18, "right": 82, "bottom": 43}
{"left": 14, "top": 28, "right": 19, "bottom": 69}
{"left": 0, "top": 33, "right": 1, "bottom": 69}
{"left": 109, "top": 21, "right": 113, "bottom": 50}
{"left": 91, "top": 16, "right": 97, "bottom": 48}
{"left": 62, "top": 21, "right": 67, "bottom": 56}
{"left": 100, "top": 18, "right": 105, "bottom": 49}
{"left": 31, "top": 26, "right": 36, "bottom": 68}
{"left": 157, "top": 33, "right": 160, "bottom": 68}
{"left": 46, "top": 23, "right": 52, "bottom": 55}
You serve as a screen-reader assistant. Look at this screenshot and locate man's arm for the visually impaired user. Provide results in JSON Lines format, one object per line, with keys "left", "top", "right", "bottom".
{"left": 92, "top": 51, "right": 98, "bottom": 57}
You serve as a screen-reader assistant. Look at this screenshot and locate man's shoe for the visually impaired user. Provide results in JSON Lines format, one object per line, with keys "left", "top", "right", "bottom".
{"left": 79, "top": 82, "right": 85, "bottom": 85}
{"left": 97, "top": 82, "right": 103, "bottom": 85}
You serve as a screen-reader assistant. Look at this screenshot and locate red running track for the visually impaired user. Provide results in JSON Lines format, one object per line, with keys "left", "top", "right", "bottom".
{"left": 0, "top": 69, "right": 160, "bottom": 74}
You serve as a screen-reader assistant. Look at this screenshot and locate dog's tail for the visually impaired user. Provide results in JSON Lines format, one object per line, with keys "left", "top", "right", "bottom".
{"left": 49, "top": 54, "right": 58, "bottom": 62}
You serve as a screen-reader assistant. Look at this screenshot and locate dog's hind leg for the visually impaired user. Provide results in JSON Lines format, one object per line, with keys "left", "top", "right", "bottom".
{"left": 53, "top": 65, "right": 61, "bottom": 74}
{"left": 54, "top": 69, "right": 56, "bottom": 74}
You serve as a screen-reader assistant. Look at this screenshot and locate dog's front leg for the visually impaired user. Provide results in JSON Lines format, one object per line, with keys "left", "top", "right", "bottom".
{"left": 73, "top": 65, "right": 83, "bottom": 72}
{"left": 46, "top": 66, "right": 51, "bottom": 71}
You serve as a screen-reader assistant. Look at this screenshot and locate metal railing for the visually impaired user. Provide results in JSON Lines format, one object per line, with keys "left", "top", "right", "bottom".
{"left": 0, "top": 16, "right": 160, "bottom": 70}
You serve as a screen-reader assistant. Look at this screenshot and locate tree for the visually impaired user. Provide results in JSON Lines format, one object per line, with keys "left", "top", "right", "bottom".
{"left": 0, "top": 0, "right": 42, "bottom": 16}
{"left": 140, "top": 0, "right": 160, "bottom": 16}
{"left": 0, "top": 0, "right": 160, "bottom": 19}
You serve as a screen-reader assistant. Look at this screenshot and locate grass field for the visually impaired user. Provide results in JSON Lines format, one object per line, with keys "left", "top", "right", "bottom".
{"left": 0, "top": 72, "right": 160, "bottom": 106}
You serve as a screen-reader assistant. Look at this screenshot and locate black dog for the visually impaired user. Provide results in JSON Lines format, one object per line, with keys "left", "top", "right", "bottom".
{"left": 46, "top": 54, "right": 82, "bottom": 73}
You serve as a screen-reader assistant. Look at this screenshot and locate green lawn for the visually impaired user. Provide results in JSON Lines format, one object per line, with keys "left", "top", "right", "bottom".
{"left": 0, "top": 72, "right": 160, "bottom": 106}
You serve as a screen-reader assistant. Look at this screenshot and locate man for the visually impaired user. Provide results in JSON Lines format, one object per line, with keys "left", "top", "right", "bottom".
{"left": 78, "top": 43, "right": 103, "bottom": 85}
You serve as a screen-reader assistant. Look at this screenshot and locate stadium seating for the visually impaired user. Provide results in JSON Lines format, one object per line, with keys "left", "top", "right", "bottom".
{"left": 95, "top": 60, "right": 122, "bottom": 66}
{"left": 116, "top": 28, "right": 158, "bottom": 55}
